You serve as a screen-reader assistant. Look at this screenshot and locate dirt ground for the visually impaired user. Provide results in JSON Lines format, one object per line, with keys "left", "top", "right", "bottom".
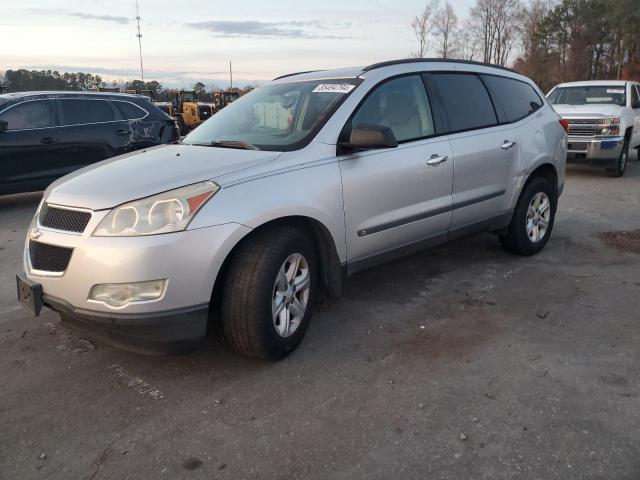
{"left": 1, "top": 154, "right": 640, "bottom": 480}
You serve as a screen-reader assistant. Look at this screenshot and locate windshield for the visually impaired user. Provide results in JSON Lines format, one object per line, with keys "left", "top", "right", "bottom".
{"left": 183, "top": 79, "right": 360, "bottom": 151}
{"left": 548, "top": 85, "right": 626, "bottom": 106}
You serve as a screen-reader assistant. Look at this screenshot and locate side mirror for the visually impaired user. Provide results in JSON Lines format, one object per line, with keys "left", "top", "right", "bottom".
{"left": 340, "top": 124, "right": 398, "bottom": 152}
{"left": 0, "top": 120, "right": 7, "bottom": 133}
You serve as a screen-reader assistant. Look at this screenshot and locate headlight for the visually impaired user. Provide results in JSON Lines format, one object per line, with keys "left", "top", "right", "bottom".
{"left": 599, "top": 126, "right": 620, "bottom": 136}
{"left": 598, "top": 117, "right": 620, "bottom": 136}
{"left": 600, "top": 117, "right": 620, "bottom": 126}
{"left": 93, "top": 181, "right": 219, "bottom": 237}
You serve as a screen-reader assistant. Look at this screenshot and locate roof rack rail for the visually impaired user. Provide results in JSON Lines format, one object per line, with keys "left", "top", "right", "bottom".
{"left": 362, "top": 58, "right": 518, "bottom": 74}
{"left": 273, "top": 70, "right": 323, "bottom": 81}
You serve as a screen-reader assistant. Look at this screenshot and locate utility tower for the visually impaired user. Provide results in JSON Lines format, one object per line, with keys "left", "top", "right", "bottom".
{"left": 136, "top": 0, "right": 144, "bottom": 82}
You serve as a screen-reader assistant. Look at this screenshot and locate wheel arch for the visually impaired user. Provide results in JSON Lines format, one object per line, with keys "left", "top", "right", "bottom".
{"left": 525, "top": 162, "right": 559, "bottom": 198}
{"left": 210, "top": 215, "right": 344, "bottom": 311}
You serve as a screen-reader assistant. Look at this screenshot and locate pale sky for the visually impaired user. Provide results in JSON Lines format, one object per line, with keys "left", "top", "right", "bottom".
{"left": 1, "top": 0, "right": 474, "bottom": 88}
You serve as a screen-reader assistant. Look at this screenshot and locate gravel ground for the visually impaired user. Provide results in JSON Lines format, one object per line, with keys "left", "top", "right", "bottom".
{"left": 1, "top": 154, "right": 640, "bottom": 480}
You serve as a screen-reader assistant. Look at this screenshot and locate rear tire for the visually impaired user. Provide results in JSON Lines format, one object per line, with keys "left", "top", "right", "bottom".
{"left": 606, "top": 137, "right": 629, "bottom": 178}
{"left": 175, "top": 116, "right": 188, "bottom": 136}
{"left": 221, "top": 226, "right": 317, "bottom": 360}
{"left": 499, "top": 176, "right": 557, "bottom": 256}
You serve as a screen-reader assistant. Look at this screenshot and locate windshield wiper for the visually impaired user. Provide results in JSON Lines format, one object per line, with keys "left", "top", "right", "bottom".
{"left": 193, "top": 140, "right": 259, "bottom": 150}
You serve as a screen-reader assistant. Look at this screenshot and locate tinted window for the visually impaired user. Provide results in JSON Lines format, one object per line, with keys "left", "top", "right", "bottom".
{"left": 482, "top": 75, "right": 543, "bottom": 122}
{"left": 114, "top": 101, "right": 147, "bottom": 120}
{"left": 351, "top": 75, "right": 434, "bottom": 142}
{"left": 0, "top": 100, "right": 56, "bottom": 130}
{"left": 61, "top": 99, "right": 115, "bottom": 126}
{"left": 430, "top": 73, "right": 497, "bottom": 132}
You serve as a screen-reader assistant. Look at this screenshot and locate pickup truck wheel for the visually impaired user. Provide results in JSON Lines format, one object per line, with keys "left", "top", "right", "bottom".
{"left": 176, "top": 116, "right": 188, "bottom": 136}
{"left": 499, "top": 176, "right": 556, "bottom": 256}
{"left": 221, "top": 226, "right": 317, "bottom": 360}
{"left": 606, "top": 137, "right": 629, "bottom": 178}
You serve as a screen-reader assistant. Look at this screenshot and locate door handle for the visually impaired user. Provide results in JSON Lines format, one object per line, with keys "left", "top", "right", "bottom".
{"left": 115, "top": 129, "right": 131, "bottom": 136}
{"left": 40, "top": 137, "right": 57, "bottom": 144}
{"left": 426, "top": 154, "right": 449, "bottom": 166}
{"left": 501, "top": 140, "right": 516, "bottom": 150}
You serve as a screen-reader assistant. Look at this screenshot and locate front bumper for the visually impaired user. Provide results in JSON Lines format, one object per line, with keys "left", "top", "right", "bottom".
{"left": 21, "top": 217, "right": 252, "bottom": 353}
{"left": 567, "top": 136, "right": 624, "bottom": 165}
{"left": 49, "top": 293, "right": 209, "bottom": 354}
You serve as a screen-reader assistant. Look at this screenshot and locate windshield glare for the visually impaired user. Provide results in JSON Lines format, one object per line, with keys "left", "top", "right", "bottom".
{"left": 548, "top": 86, "right": 626, "bottom": 106}
{"left": 183, "top": 80, "right": 359, "bottom": 151}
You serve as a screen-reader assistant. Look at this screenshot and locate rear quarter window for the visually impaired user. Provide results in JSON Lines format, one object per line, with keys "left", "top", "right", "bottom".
{"left": 429, "top": 73, "right": 497, "bottom": 133}
{"left": 61, "top": 99, "right": 116, "bottom": 126}
{"left": 482, "top": 75, "right": 543, "bottom": 123}
{"left": 113, "top": 101, "right": 147, "bottom": 120}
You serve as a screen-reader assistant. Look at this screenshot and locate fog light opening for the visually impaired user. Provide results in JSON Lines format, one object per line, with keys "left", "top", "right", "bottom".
{"left": 89, "top": 280, "right": 167, "bottom": 308}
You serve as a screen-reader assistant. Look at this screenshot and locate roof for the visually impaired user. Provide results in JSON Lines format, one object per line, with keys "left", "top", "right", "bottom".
{"left": 555, "top": 80, "right": 628, "bottom": 88}
{"left": 0, "top": 91, "right": 144, "bottom": 101}
{"left": 272, "top": 58, "right": 521, "bottom": 83}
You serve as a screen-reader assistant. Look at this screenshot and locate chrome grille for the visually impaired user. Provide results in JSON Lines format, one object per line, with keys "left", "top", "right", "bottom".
{"left": 566, "top": 118, "right": 600, "bottom": 137}
{"left": 39, "top": 205, "right": 91, "bottom": 233}
{"left": 568, "top": 126, "right": 598, "bottom": 137}
{"left": 29, "top": 241, "right": 73, "bottom": 273}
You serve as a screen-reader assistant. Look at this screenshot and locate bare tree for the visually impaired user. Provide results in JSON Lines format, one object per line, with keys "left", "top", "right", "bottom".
{"left": 454, "top": 24, "right": 480, "bottom": 61}
{"left": 411, "top": 0, "right": 439, "bottom": 58}
{"left": 433, "top": 1, "right": 458, "bottom": 58}
{"left": 470, "top": 0, "right": 522, "bottom": 66}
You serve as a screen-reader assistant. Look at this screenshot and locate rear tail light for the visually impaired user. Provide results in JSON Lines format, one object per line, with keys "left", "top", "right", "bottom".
{"left": 559, "top": 118, "right": 569, "bottom": 133}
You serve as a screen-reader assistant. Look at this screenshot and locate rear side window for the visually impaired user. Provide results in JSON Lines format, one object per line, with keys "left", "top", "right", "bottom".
{"left": 429, "top": 73, "right": 497, "bottom": 133}
{"left": 0, "top": 100, "right": 56, "bottom": 130}
{"left": 60, "top": 99, "right": 115, "bottom": 126}
{"left": 351, "top": 75, "right": 435, "bottom": 142}
{"left": 114, "top": 101, "right": 147, "bottom": 120}
{"left": 482, "top": 75, "right": 543, "bottom": 122}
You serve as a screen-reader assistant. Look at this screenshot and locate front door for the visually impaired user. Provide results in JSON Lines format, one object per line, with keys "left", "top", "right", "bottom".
{"left": 630, "top": 84, "right": 640, "bottom": 148}
{"left": 0, "top": 99, "right": 63, "bottom": 192}
{"left": 339, "top": 75, "right": 454, "bottom": 269}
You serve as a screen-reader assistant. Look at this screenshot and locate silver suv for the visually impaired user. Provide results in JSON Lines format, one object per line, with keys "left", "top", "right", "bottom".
{"left": 17, "top": 59, "right": 567, "bottom": 359}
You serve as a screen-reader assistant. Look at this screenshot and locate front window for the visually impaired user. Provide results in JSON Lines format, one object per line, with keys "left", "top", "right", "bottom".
{"left": 183, "top": 79, "right": 360, "bottom": 151}
{"left": 0, "top": 100, "right": 56, "bottom": 130}
{"left": 548, "top": 86, "right": 626, "bottom": 107}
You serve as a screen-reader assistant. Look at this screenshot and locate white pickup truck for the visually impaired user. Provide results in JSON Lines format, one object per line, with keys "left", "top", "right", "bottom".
{"left": 547, "top": 80, "right": 640, "bottom": 177}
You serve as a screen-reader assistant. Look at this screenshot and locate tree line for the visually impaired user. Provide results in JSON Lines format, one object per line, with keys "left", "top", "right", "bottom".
{"left": 412, "top": 0, "right": 640, "bottom": 92}
{"left": 0, "top": 69, "right": 253, "bottom": 98}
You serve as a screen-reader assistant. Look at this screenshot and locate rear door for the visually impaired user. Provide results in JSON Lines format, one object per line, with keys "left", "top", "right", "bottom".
{"left": 427, "top": 72, "right": 518, "bottom": 230}
{"left": 57, "top": 98, "right": 129, "bottom": 173}
{"left": 339, "top": 74, "right": 454, "bottom": 268}
{"left": 0, "top": 98, "right": 63, "bottom": 192}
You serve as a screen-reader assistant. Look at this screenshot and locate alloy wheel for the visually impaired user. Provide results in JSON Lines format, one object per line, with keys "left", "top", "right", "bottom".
{"left": 272, "top": 253, "right": 310, "bottom": 338}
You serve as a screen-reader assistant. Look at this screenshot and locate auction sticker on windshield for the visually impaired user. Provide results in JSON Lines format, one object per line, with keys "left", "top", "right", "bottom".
{"left": 607, "top": 89, "right": 625, "bottom": 94}
{"left": 313, "top": 84, "right": 356, "bottom": 94}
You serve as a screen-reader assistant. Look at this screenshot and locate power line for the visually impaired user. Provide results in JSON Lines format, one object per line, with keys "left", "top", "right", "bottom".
{"left": 135, "top": 0, "right": 144, "bottom": 82}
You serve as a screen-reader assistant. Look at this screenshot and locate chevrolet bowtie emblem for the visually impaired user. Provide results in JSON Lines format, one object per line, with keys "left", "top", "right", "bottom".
{"left": 30, "top": 228, "right": 43, "bottom": 240}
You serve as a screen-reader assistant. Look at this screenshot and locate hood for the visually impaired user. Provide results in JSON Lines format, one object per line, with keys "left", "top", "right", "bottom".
{"left": 45, "top": 144, "right": 281, "bottom": 210}
{"left": 552, "top": 104, "right": 625, "bottom": 118}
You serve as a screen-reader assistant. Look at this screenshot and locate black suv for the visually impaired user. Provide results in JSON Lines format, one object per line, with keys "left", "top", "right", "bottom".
{"left": 0, "top": 91, "right": 179, "bottom": 195}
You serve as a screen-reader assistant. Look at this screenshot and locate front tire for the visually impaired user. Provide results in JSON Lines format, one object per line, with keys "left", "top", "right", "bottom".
{"left": 606, "top": 137, "right": 629, "bottom": 178}
{"left": 499, "top": 176, "right": 557, "bottom": 256}
{"left": 222, "top": 226, "right": 317, "bottom": 360}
